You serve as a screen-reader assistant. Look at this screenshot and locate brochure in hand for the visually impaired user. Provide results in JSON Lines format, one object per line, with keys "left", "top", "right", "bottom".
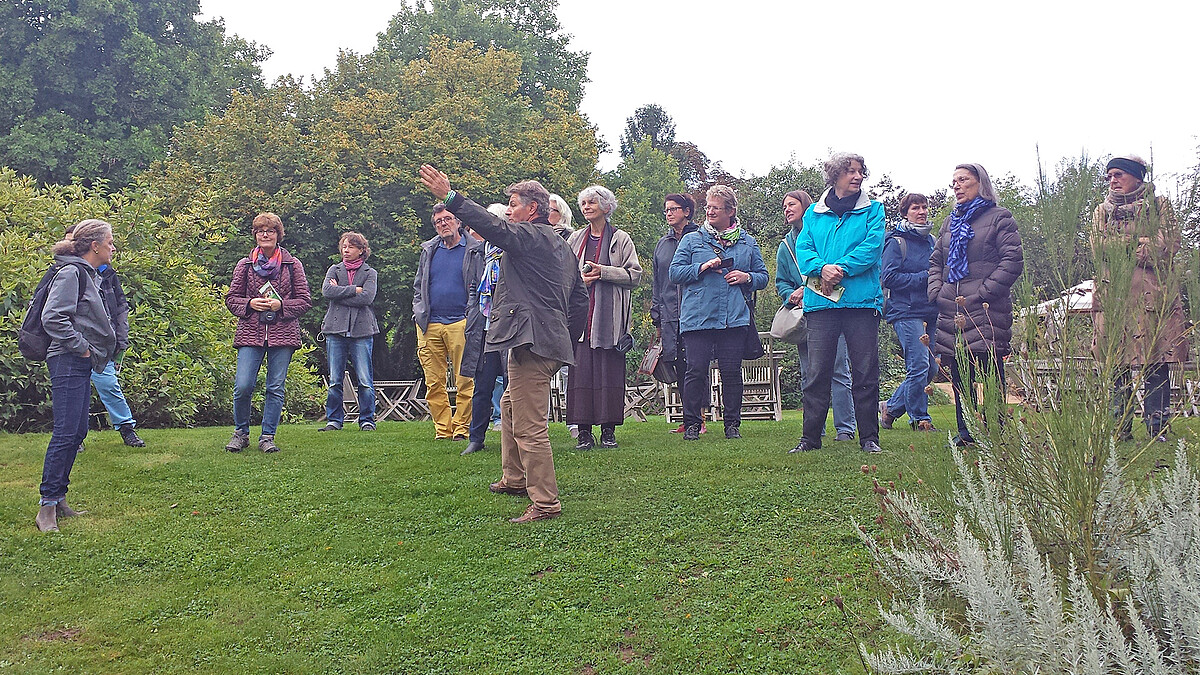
{"left": 805, "top": 276, "right": 845, "bottom": 303}
{"left": 258, "top": 281, "right": 282, "bottom": 303}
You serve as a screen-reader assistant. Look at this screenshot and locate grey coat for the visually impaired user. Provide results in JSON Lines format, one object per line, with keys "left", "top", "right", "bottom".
{"left": 321, "top": 261, "right": 379, "bottom": 338}
{"left": 42, "top": 255, "right": 118, "bottom": 372}
{"left": 411, "top": 229, "right": 484, "bottom": 333}
{"left": 566, "top": 225, "right": 643, "bottom": 349}
{"left": 448, "top": 194, "right": 589, "bottom": 365}
{"left": 460, "top": 246, "right": 507, "bottom": 378}
{"left": 97, "top": 265, "right": 130, "bottom": 353}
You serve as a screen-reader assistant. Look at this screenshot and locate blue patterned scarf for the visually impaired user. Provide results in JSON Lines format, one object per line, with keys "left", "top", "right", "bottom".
{"left": 478, "top": 243, "right": 503, "bottom": 319}
{"left": 945, "top": 197, "right": 992, "bottom": 283}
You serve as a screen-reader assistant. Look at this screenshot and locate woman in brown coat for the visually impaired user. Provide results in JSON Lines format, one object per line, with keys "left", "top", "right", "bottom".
{"left": 928, "top": 163, "right": 1023, "bottom": 446}
{"left": 1092, "top": 154, "right": 1187, "bottom": 441}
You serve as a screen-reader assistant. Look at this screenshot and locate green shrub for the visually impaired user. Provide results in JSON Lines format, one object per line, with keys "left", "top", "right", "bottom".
{"left": 0, "top": 170, "right": 322, "bottom": 430}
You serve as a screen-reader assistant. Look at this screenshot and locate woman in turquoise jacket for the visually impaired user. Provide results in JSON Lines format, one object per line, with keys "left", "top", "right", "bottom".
{"left": 670, "top": 185, "right": 768, "bottom": 441}
{"left": 789, "top": 152, "right": 886, "bottom": 455}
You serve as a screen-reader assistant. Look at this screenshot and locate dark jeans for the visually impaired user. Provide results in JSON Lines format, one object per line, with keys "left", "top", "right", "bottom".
{"left": 682, "top": 329, "right": 744, "bottom": 427}
{"left": 947, "top": 350, "right": 1006, "bottom": 443}
{"left": 41, "top": 354, "right": 93, "bottom": 504}
{"left": 802, "top": 309, "right": 880, "bottom": 447}
{"left": 324, "top": 334, "right": 375, "bottom": 427}
{"left": 1113, "top": 363, "right": 1171, "bottom": 435}
{"left": 470, "top": 348, "right": 506, "bottom": 443}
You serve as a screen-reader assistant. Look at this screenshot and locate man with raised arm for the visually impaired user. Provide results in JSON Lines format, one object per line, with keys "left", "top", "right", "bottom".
{"left": 419, "top": 165, "right": 588, "bottom": 523}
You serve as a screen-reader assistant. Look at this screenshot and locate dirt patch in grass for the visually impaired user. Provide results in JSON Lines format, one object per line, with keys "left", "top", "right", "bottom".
{"left": 29, "top": 627, "right": 82, "bottom": 642}
{"left": 577, "top": 665, "right": 597, "bottom": 675}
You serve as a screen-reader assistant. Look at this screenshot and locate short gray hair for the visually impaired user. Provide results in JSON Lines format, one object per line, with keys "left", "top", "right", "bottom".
{"left": 822, "top": 152, "right": 869, "bottom": 187}
{"left": 505, "top": 180, "right": 551, "bottom": 220}
{"left": 548, "top": 193, "right": 573, "bottom": 228}
{"left": 706, "top": 184, "right": 739, "bottom": 221}
{"left": 577, "top": 185, "right": 617, "bottom": 217}
{"left": 53, "top": 219, "right": 112, "bottom": 257}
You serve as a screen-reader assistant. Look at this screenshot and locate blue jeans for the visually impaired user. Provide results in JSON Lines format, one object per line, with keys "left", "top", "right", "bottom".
{"left": 234, "top": 346, "right": 295, "bottom": 437}
{"left": 886, "top": 318, "right": 937, "bottom": 424}
{"left": 324, "top": 335, "right": 376, "bottom": 427}
{"left": 491, "top": 378, "right": 504, "bottom": 423}
{"left": 91, "top": 360, "right": 135, "bottom": 427}
{"left": 41, "top": 354, "right": 93, "bottom": 504}
{"left": 798, "top": 334, "right": 855, "bottom": 435}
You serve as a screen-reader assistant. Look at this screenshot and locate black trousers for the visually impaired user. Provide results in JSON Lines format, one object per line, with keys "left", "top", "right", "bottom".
{"left": 469, "top": 348, "right": 505, "bottom": 444}
{"left": 802, "top": 309, "right": 880, "bottom": 447}
{"left": 1113, "top": 363, "right": 1171, "bottom": 435}
{"left": 946, "top": 350, "right": 1006, "bottom": 443}
{"left": 682, "top": 329, "right": 740, "bottom": 427}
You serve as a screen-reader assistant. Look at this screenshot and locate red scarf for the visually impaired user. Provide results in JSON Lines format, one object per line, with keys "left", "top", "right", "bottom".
{"left": 343, "top": 256, "right": 364, "bottom": 285}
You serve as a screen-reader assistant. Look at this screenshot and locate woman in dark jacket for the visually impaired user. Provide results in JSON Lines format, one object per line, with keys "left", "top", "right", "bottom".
{"left": 670, "top": 184, "right": 769, "bottom": 441}
{"left": 319, "top": 232, "right": 379, "bottom": 432}
{"left": 224, "top": 213, "right": 312, "bottom": 453}
{"left": 928, "top": 164, "right": 1024, "bottom": 446}
{"left": 36, "top": 219, "right": 119, "bottom": 532}
{"left": 880, "top": 193, "right": 939, "bottom": 432}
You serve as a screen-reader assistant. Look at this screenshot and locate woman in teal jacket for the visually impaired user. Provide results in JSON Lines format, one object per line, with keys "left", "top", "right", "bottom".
{"left": 789, "top": 152, "right": 886, "bottom": 455}
{"left": 670, "top": 185, "right": 768, "bottom": 440}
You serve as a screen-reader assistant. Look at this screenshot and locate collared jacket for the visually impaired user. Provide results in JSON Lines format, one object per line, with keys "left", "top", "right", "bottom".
{"left": 651, "top": 222, "right": 699, "bottom": 326}
{"left": 42, "top": 254, "right": 118, "bottom": 372}
{"left": 795, "top": 189, "right": 886, "bottom": 313}
{"left": 226, "top": 247, "right": 312, "bottom": 348}
{"left": 97, "top": 264, "right": 130, "bottom": 353}
{"left": 775, "top": 228, "right": 805, "bottom": 304}
{"left": 411, "top": 228, "right": 484, "bottom": 333}
{"left": 566, "top": 225, "right": 643, "bottom": 349}
{"left": 321, "top": 260, "right": 379, "bottom": 338}
{"left": 669, "top": 227, "right": 769, "bottom": 334}
{"left": 928, "top": 204, "right": 1023, "bottom": 357}
{"left": 881, "top": 225, "right": 938, "bottom": 324}
{"left": 448, "top": 193, "right": 589, "bottom": 366}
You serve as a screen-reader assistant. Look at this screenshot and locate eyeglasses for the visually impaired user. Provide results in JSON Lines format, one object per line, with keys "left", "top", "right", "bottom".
{"left": 254, "top": 229, "right": 277, "bottom": 235}
{"left": 433, "top": 216, "right": 457, "bottom": 226}
{"left": 663, "top": 206, "right": 683, "bottom": 215}
{"left": 949, "top": 177, "right": 975, "bottom": 188}
{"left": 550, "top": 207, "right": 561, "bottom": 214}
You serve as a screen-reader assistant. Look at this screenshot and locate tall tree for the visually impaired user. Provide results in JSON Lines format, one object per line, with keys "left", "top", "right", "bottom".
{"left": 150, "top": 38, "right": 599, "bottom": 381}
{"left": 618, "top": 104, "right": 676, "bottom": 159}
{"left": 0, "top": 0, "right": 268, "bottom": 186}
{"left": 362, "top": 0, "right": 589, "bottom": 109}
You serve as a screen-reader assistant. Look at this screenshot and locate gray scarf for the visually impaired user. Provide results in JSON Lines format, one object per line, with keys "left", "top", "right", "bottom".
{"left": 897, "top": 222, "right": 933, "bottom": 237}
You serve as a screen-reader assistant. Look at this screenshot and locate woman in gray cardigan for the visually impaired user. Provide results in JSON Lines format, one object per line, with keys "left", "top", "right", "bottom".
{"left": 319, "top": 232, "right": 380, "bottom": 431}
{"left": 566, "top": 185, "right": 643, "bottom": 450}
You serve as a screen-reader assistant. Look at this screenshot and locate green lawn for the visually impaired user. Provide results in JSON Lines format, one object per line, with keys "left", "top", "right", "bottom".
{"left": 0, "top": 408, "right": 1191, "bottom": 674}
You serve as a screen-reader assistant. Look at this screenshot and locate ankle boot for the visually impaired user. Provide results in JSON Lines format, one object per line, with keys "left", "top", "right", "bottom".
{"left": 118, "top": 423, "right": 146, "bottom": 448}
{"left": 57, "top": 501, "right": 88, "bottom": 518}
{"left": 36, "top": 504, "right": 59, "bottom": 532}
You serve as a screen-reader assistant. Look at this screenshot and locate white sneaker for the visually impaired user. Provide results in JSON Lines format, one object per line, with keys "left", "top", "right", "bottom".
{"left": 491, "top": 420, "right": 502, "bottom": 431}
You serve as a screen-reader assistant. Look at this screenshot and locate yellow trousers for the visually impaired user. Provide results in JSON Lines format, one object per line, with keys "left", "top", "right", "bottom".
{"left": 416, "top": 320, "right": 475, "bottom": 438}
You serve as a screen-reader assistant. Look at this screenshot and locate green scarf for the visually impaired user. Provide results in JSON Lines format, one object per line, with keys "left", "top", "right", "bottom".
{"left": 705, "top": 223, "right": 742, "bottom": 246}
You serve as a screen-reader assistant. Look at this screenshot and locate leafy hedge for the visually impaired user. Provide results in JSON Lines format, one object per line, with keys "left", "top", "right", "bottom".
{"left": 0, "top": 171, "right": 322, "bottom": 431}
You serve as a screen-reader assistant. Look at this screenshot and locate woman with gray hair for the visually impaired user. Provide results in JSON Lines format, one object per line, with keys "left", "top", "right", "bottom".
{"left": 789, "top": 152, "right": 886, "bottom": 454}
{"left": 35, "top": 219, "right": 119, "bottom": 532}
{"left": 566, "top": 185, "right": 643, "bottom": 449}
{"left": 548, "top": 193, "right": 574, "bottom": 240}
{"left": 928, "top": 163, "right": 1023, "bottom": 446}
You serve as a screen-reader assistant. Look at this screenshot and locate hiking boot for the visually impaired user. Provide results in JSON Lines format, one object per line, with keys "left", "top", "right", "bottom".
{"left": 835, "top": 432, "right": 855, "bottom": 442}
{"left": 575, "top": 429, "right": 595, "bottom": 450}
{"left": 915, "top": 420, "right": 937, "bottom": 432}
{"left": 36, "top": 504, "right": 59, "bottom": 532}
{"left": 862, "top": 441, "right": 883, "bottom": 454}
{"left": 599, "top": 426, "right": 618, "bottom": 448}
{"left": 225, "top": 430, "right": 249, "bottom": 452}
{"left": 682, "top": 424, "right": 701, "bottom": 441}
{"left": 118, "top": 423, "right": 145, "bottom": 447}
{"left": 879, "top": 402, "right": 895, "bottom": 430}
{"left": 788, "top": 439, "right": 817, "bottom": 453}
{"left": 258, "top": 435, "right": 280, "bottom": 453}
{"left": 725, "top": 424, "right": 741, "bottom": 439}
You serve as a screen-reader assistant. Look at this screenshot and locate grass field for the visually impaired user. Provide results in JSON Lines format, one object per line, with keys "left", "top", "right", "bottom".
{"left": 1, "top": 408, "right": 1193, "bottom": 673}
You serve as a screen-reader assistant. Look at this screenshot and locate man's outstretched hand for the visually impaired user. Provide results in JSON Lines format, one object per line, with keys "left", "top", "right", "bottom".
{"left": 419, "top": 165, "right": 452, "bottom": 200}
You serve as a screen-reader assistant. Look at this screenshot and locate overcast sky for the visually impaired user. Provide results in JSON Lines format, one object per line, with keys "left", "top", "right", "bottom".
{"left": 199, "top": 0, "right": 1199, "bottom": 196}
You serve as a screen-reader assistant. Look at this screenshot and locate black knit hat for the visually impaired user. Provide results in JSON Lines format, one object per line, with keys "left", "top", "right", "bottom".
{"left": 1106, "top": 155, "right": 1147, "bottom": 181}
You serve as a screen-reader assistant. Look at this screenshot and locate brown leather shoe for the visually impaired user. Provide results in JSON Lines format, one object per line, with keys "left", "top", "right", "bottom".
{"left": 915, "top": 420, "right": 937, "bottom": 432}
{"left": 489, "top": 480, "right": 528, "bottom": 496}
{"left": 509, "top": 504, "right": 560, "bottom": 523}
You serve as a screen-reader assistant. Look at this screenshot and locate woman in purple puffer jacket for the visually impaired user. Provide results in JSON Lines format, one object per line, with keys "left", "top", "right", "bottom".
{"left": 224, "top": 213, "right": 312, "bottom": 453}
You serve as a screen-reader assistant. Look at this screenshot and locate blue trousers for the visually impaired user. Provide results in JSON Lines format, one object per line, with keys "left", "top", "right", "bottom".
{"left": 885, "top": 318, "right": 938, "bottom": 424}
{"left": 470, "top": 349, "right": 507, "bottom": 443}
{"left": 798, "top": 334, "right": 856, "bottom": 435}
{"left": 324, "top": 335, "right": 376, "bottom": 427}
{"left": 41, "top": 354, "right": 92, "bottom": 504}
{"left": 91, "top": 360, "right": 135, "bottom": 427}
{"left": 233, "top": 346, "right": 295, "bottom": 437}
